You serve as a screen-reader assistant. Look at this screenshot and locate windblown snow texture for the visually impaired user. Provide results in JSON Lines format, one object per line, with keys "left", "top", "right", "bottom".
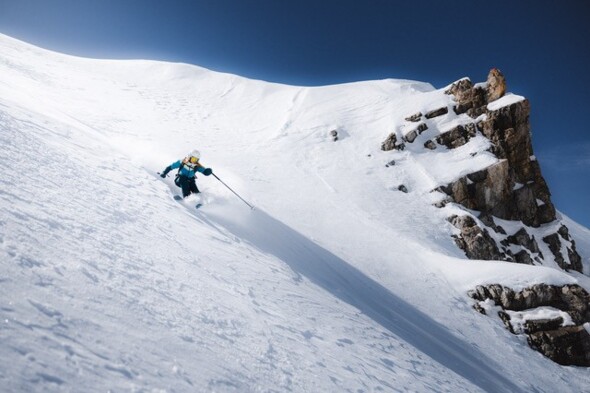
{"left": 0, "top": 34, "right": 589, "bottom": 392}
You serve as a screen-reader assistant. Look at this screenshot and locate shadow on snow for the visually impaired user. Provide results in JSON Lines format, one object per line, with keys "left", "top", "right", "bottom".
{"left": 201, "top": 207, "right": 525, "bottom": 393}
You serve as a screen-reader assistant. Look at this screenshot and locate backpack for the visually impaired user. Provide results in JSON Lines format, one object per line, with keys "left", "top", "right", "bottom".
{"left": 174, "top": 157, "right": 198, "bottom": 186}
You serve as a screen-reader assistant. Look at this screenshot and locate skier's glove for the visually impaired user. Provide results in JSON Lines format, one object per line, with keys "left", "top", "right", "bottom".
{"left": 203, "top": 168, "right": 212, "bottom": 176}
{"left": 160, "top": 166, "right": 172, "bottom": 178}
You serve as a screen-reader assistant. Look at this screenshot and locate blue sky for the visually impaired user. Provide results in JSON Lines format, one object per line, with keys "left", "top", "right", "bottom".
{"left": 1, "top": 0, "right": 589, "bottom": 227}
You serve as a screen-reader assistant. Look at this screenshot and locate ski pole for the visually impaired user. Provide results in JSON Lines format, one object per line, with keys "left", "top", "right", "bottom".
{"left": 212, "top": 173, "right": 255, "bottom": 210}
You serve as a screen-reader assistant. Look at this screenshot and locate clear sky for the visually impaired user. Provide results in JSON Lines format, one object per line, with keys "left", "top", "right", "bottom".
{"left": 1, "top": 0, "right": 589, "bottom": 227}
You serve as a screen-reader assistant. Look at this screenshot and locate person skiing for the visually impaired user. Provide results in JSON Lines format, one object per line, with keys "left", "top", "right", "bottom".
{"left": 160, "top": 150, "right": 213, "bottom": 198}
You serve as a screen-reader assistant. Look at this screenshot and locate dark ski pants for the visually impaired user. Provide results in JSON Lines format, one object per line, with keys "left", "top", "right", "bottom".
{"left": 177, "top": 175, "right": 200, "bottom": 198}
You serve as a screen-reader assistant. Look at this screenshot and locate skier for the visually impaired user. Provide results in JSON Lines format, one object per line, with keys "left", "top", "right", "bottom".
{"left": 160, "top": 150, "right": 213, "bottom": 198}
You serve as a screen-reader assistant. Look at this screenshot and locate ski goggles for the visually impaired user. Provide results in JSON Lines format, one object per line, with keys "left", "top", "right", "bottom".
{"left": 189, "top": 156, "right": 199, "bottom": 164}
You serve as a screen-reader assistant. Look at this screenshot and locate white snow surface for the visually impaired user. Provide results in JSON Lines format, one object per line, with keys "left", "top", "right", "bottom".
{"left": 1, "top": 34, "right": 589, "bottom": 392}
{"left": 486, "top": 93, "right": 525, "bottom": 111}
{"left": 506, "top": 307, "right": 574, "bottom": 335}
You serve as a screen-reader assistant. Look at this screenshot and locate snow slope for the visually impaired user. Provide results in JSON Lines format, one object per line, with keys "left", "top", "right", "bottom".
{"left": 1, "top": 33, "right": 589, "bottom": 392}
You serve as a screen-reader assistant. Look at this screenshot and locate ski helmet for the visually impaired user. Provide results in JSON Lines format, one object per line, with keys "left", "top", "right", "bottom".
{"left": 188, "top": 150, "right": 201, "bottom": 160}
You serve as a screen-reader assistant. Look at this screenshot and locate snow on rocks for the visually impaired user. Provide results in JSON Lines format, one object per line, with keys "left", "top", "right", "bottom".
{"left": 505, "top": 307, "right": 574, "bottom": 334}
{"left": 378, "top": 66, "right": 588, "bottom": 365}
{"left": 469, "top": 283, "right": 590, "bottom": 366}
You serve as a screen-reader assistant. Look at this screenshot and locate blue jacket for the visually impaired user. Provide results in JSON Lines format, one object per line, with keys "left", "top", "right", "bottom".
{"left": 168, "top": 160, "right": 206, "bottom": 178}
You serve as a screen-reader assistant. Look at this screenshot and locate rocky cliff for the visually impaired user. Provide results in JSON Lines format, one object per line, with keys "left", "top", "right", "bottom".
{"left": 382, "top": 69, "right": 583, "bottom": 273}
{"left": 382, "top": 69, "right": 589, "bottom": 366}
{"left": 439, "top": 70, "right": 583, "bottom": 273}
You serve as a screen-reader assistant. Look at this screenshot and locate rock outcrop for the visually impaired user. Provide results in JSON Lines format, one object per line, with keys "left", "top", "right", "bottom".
{"left": 469, "top": 283, "right": 590, "bottom": 366}
{"left": 435, "top": 123, "right": 477, "bottom": 149}
{"left": 425, "top": 106, "right": 448, "bottom": 119}
{"left": 404, "top": 112, "right": 422, "bottom": 122}
{"left": 447, "top": 213, "right": 547, "bottom": 264}
{"left": 437, "top": 69, "right": 583, "bottom": 273}
{"left": 441, "top": 89, "right": 556, "bottom": 227}
{"left": 445, "top": 78, "right": 487, "bottom": 117}
{"left": 448, "top": 215, "right": 503, "bottom": 260}
{"left": 381, "top": 133, "right": 404, "bottom": 151}
{"left": 447, "top": 208, "right": 583, "bottom": 271}
{"left": 528, "top": 326, "right": 590, "bottom": 366}
{"left": 486, "top": 68, "right": 506, "bottom": 102}
{"left": 542, "top": 225, "right": 584, "bottom": 272}
{"left": 330, "top": 129, "right": 338, "bottom": 141}
{"left": 384, "top": 70, "right": 583, "bottom": 273}
{"left": 382, "top": 68, "right": 587, "bottom": 367}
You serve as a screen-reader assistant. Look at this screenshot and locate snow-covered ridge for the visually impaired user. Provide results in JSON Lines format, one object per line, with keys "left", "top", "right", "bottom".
{"left": 1, "top": 33, "right": 589, "bottom": 392}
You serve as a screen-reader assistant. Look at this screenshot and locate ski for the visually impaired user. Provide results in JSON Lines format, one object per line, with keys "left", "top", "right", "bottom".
{"left": 173, "top": 194, "right": 202, "bottom": 209}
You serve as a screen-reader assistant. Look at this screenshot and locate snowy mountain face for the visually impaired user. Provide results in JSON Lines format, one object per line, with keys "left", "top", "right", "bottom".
{"left": 1, "top": 33, "right": 589, "bottom": 392}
